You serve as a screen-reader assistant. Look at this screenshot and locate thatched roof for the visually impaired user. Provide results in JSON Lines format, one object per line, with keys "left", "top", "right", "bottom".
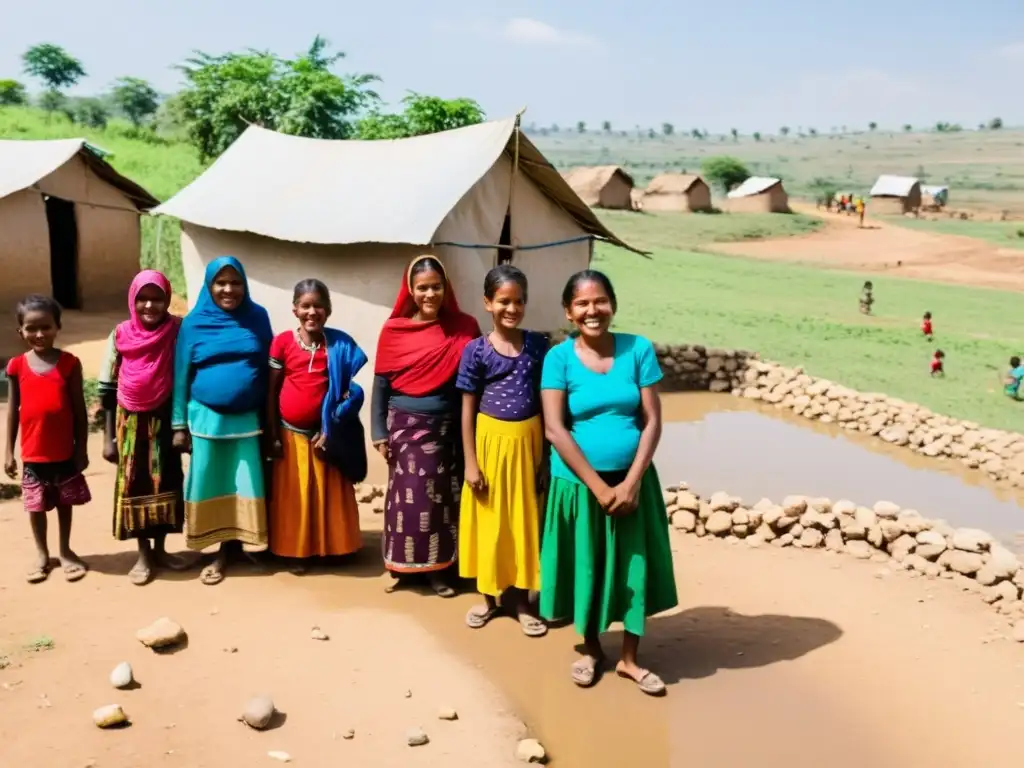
{"left": 645, "top": 173, "right": 704, "bottom": 195}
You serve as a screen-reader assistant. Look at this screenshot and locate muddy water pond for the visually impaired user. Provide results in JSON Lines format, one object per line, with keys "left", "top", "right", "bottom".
{"left": 658, "top": 393, "right": 1024, "bottom": 553}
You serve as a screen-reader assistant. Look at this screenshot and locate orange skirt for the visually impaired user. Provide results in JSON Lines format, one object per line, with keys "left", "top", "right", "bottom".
{"left": 269, "top": 427, "right": 361, "bottom": 558}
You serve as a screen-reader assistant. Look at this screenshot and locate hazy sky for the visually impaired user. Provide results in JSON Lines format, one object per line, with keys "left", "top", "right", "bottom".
{"left": 2, "top": 0, "right": 1022, "bottom": 132}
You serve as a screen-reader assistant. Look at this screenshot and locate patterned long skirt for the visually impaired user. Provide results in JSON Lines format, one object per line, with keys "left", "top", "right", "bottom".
{"left": 113, "top": 405, "right": 184, "bottom": 540}
{"left": 382, "top": 407, "right": 463, "bottom": 574}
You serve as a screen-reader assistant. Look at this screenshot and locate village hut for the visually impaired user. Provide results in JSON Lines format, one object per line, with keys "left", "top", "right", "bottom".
{"left": 869, "top": 175, "right": 922, "bottom": 215}
{"left": 921, "top": 184, "right": 949, "bottom": 210}
{"left": 630, "top": 187, "right": 645, "bottom": 211}
{"left": 0, "top": 138, "right": 158, "bottom": 319}
{"left": 725, "top": 176, "right": 790, "bottom": 213}
{"left": 642, "top": 173, "right": 712, "bottom": 212}
{"left": 154, "top": 117, "right": 637, "bottom": 438}
{"left": 561, "top": 165, "right": 634, "bottom": 210}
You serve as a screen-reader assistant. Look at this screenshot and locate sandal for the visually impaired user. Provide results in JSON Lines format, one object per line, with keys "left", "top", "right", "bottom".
{"left": 200, "top": 564, "right": 225, "bottom": 586}
{"left": 571, "top": 656, "right": 603, "bottom": 688}
{"left": 430, "top": 577, "right": 456, "bottom": 599}
{"left": 26, "top": 565, "right": 50, "bottom": 584}
{"left": 616, "top": 665, "right": 666, "bottom": 696}
{"left": 128, "top": 564, "right": 154, "bottom": 587}
{"left": 517, "top": 613, "right": 548, "bottom": 638}
{"left": 62, "top": 562, "right": 87, "bottom": 583}
{"left": 465, "top": 605, "right": 501, "bottom": 629}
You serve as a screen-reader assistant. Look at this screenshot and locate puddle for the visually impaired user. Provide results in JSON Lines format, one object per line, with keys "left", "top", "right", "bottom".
{"left": 659, "top": 393, "right": 1024, "bottom": 553}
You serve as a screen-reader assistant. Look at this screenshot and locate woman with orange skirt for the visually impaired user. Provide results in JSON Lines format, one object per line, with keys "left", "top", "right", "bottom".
{"left": 266, "top": 279, "right": 366, "bottom": 572}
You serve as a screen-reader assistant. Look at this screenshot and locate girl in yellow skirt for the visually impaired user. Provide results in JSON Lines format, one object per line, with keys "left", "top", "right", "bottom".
{"left": 458, "top": 265, "right": 548, "bottom": 637}
{"left": 266, "top": 279, "right": 367, "bottom": 572}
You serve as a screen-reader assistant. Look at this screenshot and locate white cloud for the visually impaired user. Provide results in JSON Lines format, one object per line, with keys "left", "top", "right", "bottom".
{"left": 431, "top": 17, "right": 603, "bottom": 51}
{"left": 995, "top": 42, "right": 1024, "bottom": 61}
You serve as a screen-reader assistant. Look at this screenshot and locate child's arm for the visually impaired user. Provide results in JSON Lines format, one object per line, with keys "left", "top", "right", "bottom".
{"left": 5, "top": 374, "right": 19, "bottom": 479}
{"left": 265, "top": 365, "right": 284, "bottom": 459}
{"left": 68, "top": 359, "right": 89, "bottom": 472}
{"left": 461, "top": 392, "right": 485, "bottom": 491}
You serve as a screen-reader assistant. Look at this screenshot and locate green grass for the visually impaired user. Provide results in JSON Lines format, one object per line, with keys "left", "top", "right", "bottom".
{"left": 883, "top": 216, "right": 1024, "bottom": 249}
{"left": 598, "top": 241, "right": 1024, "bottom": 432}
{"left": 598, "top": 210, "right": 822, "bottom": 253}
{"left": 23, "top": 635, "right": 54, "bottom": 652}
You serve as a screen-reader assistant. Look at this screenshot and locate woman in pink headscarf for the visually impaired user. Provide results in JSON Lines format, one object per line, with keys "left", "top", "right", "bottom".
{"left": 97, "top": 270, "right": 189, "bottom": 586}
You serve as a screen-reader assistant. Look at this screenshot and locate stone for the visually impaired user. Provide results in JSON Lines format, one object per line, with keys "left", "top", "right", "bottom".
{"left": 832, "top": 500, "right": 857, "bottom": 517}
{"left": 731, "top": 524, "right": 750, "bottom": 538}
{"left": 675, "top": 491, "right": 700, "bottom": 513}
{"left": 311, "top": 627, "right": 329, "bottom": 641}
{"left": 407, "top": 728, "right": 429, "bottom": 747}
{"left": 902, "top": 554, "right": 930, "bottom": 573}
{"left": 782, "top": 496, "right": 807, "bottom": 516}
{"left": 731, "top": 509, "right": 750, "bottom": 526}
{"left": 93, "top": 704, "right": 129, "bottom": 728}
{"left": 839, "top": 518, "right": 866, "bottom": 541}
{"left": 705, "top": 511, "right": 733, "bottom": 535}
{"left": 761, "top": 505, "right": 784, "bottom": 527}
{"left": 799, "top": 529, "right": 824, "bottom": 548}
{"left": 778, "top": 533, "right": 794, "bottom": 547}
{"left": 342, "top": 728, "right": 356, "bottom": 739}
{"left": 952, "top": 528, "right": 993, "bottom": 553}
{"left": 845, "top": 540, "right": 874, "bottom": 560}
{"left": 800, "top": 510, "right": 836, "bottom": 531}
{"left": 854, "top": 506, "right": 877, "bottom": 529}
{"left": 516, "top": 739, "right": 547, "bottom": 763}
{"left": 136, "top": 618, "right": 186, "bottom": 649}
{"left": 437, "top": 707, "right": 458, "bottom": 721}
{"left": 241, "top": 696, "right": 276, "bottom": 730}
{"left": 947, "top": 550, "right": 985, "bottom": 576}
{"left": 709, "top": 492, "right": 738, "bottom": 512}
{"left": 879, "top": 520, "right": 906, "bottom": 543}
{"left": 986, "top": 546, "right": 1021, "bottom": 580}
{"left": 975, "top": 566, "right": 1002, "bottom": 587}
{"left": 888, "top": 534, "right": 917, "bottom": 562}
{"left": 897, "top": 511, "right": 931, "bottom": 535}
{"left": 672, "top": 509, "right": 697, "bottom": 533}
{"left": 697, "top": 502, "right": 712, "bottom": 521}
{"left": 993, "top": 581, "right": 1020, "bottom": 603}
{"left": 755, "top": 523, "right": 777, "bottom": 541}
{"left": 866, "top": 524, "right": 884, "bottom": 549}
{"left": 1013, "top": 621, "right": 1024, "bottom": 643}
{"left": 267, "top": 752, "right": 292, "bottom": 763}
{"left": 790, "top": 523, "right": 805, "bottom": 538}
{"left": 873, "top": 501, "right": 901, "bottom": 520}
{"left": 879, "top": 426, "right": 910, "bottom": 445}
{"left": 825, "top": 529, "right": 844, "bottom": 552}
{"left": 915, "top": 530, "right": 947, "bottom": 560}
{"left": 109, "top": 662, "right": 134, "bottom": 690}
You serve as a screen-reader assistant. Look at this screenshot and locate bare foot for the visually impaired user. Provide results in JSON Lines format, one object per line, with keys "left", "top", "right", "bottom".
{"left": 26, "top": 551, "right": 51, "bottom": 584}
{"left": 58, "top": 550, "right": 87, "bottom": 582}
{"left": 128, "top": 550, "right": 154, "bottom": 586}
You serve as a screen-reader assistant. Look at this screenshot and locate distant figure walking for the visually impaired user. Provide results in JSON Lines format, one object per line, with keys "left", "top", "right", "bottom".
{"left": 859, "top": 281, "right": 874, "bottom": 315}
{"left": 921, "top": 311, "right": 933, "bottom": 341}
{"left": 856, "top": 196, "right": 866, "bottom": 227}
{"left": 930, "top": 350, "right": 945, "bottom": 377}
{"left": 1004, "top": 356, "right": 1024, "bottom": 400}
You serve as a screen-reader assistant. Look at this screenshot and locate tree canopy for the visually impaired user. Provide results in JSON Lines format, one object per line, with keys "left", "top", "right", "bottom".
{"left": 112, "top": 77, "right": 159, "bottom": 127}
{"left": 701, "top": 155, "right": 751, "bottom": 191}
{"left": 178, "top": 35, "right": 380, "bottom": 160}
{"left": 356, "top": 93, "right": 484, "bottom": 139}
{"left": 22, "top": 43, "right": 85, "bottom": 94}
{"left": 0, "top": 79, "right": 27, "bottom": 106}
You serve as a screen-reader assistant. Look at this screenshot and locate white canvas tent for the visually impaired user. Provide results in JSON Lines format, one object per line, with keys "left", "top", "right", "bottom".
{"left": 154, "top": 117, "right": 635, "bottom": 439}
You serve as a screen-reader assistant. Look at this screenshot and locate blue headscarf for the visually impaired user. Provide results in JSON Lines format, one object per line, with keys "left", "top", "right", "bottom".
{"left": 320, "top": 327, "right": 368, "bottom": 482}
{"left": 179, "top": 256, "right": 273, "bottom": 414}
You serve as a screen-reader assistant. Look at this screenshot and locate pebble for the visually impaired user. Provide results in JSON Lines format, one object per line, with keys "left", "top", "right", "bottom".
{"left": 404, "top": 689, "right": 412, "bottom": 698}
{"left": 109, "top": 662, "right": 134, "bottom": 689}
{"left": 407, "top": 727, "right": 429, "bottom": 747}
{"left": 93, "top": 704, "right": 129, "bottom": 728}
{"left": 516, "top": 738, "right": 547, "bottom": 763}
{"left": 240, "top": 696, "right": 276, "bottom": 730}
{"left": 1012, "top": 620, "right": 1024, "bottom": 643}
{"left": 267, "top": 751, "right": 291, "bottom": 763}
{"left": 437, "top": 707, "right": 458, "bottom": 721}
{"left": 310, "top": 627, "right": 329, "bottom": 641}
{"left": 136, "top": 617, "right": 186, "bottom": 649}
{"left": 342, "top": 728, "right": 355, "bottom": 740}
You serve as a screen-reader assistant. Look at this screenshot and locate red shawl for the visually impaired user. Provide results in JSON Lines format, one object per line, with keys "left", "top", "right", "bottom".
{"left": 375, "top": 257, "right": 480, "bottom": 396}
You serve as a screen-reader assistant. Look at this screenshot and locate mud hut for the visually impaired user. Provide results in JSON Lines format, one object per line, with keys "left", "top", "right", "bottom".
{"left": 0, "top": 138, "right": 158, "bottom": 319}
{"left": 725, "top": 176, "right": 790, "bottom": 213}
{"left": 154, "top": 118, "right": 637, "bottom": 438}
{"left": 561, "top": 165, "right": 634, "bottom": 210}
{"left": 921, "top": 185, "right": 949, "bottom": 210}
{"left": 642, "top": 173, "right": 712, "bottom": 213}
{"left": 869, "top": 175, "right": 922, "bottom": 215}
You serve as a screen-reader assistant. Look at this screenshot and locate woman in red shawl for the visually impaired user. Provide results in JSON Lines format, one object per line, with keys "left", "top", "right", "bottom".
{"left": 372, "top": 255, "right": 481, "bottom": 597}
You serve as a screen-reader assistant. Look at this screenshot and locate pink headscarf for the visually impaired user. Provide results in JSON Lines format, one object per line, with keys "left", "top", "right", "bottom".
{"left": 114, "top": 270, "right": 180, "bottom": 412}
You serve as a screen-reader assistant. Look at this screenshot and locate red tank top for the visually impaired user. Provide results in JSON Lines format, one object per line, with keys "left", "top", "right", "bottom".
{"left": 6, "top": 351, "right": 79, "bottom": 463}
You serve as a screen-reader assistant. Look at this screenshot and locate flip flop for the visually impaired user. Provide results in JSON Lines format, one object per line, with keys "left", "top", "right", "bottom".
{"left": 26, "top": 566, "right": 50, "bottom": 584}
{"left": 129, "top": 564, "right": 154, "bottom": 586}
{"left": 517, "top": 613, "right": 548, "bottom": 638}
{"left": 430, "top": 579, "right": 457, "bottom": 599}
{"left": 62, "top": 562, "right": 87, "bottom": 583}
{"left": 200, "top": 565, "right": 225, "bottom": 586}
{"left": 465, "top": 605, "right": 501, "bottom": 629}
{"left": 616, "top": 666, "right": 666, "bottom": 696}
{"left": 571, "top": 656, "right": 603, "bottom": 688}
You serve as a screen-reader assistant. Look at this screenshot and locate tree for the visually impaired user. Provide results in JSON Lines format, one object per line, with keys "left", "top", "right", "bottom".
{"left": 22, "top": 43, "right": 85, "bottom": 112}
{"left": 112, "top": 77, "right": 159, "bottom": 127}
{"left": 356, "top": 92, "right": 484, "bottom": 139}
{"left": 576, "top": 120, "right": 586, "bottom": 133}
{"left": 779, "top": 126, "right": 790, "bottom": 136}
{"left": 730, "top": 127, "right": 739, "bottom": 141}
{"left": 690, "top": 128, "right": 703, "bottom": 140}
{"left": 647, "top": 127, "right": 656, "bottom": 139}
{"left": 808, "top": 127, "right": 818, "bottom": 137}
{"left": 662, "top": 122, "right": 674, "bottom": 136}
{"left": 72, "top": 97, "right": 109, "bottom": 129}
{"left": 701, "top": 155, "right": 750, "bottom": 192}
{"left": 602, "top": 120, "right": 611, "bottom": 133}
{"left": 868, "top": 121, "right": 877, "bottom": 131}
{"left": 989, "top": 116, "right": 1004, "bottom": 130}
{"left": 903, "top": 123, "right": 912, "bottom": 132}
{"left": 0, "top": 79, "right": 27, "bottom": 106}
{"left": 752, "top": 131, "right": 762, "bottom": 142}
{"left": 178, "top": 36, "right": 380, "bottom": 160}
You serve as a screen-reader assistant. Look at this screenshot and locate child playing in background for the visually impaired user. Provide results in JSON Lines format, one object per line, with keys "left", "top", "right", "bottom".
{"left": 1004, "top": 356, "right": 1024, "bottom": 399}
{"left": 4, "top": 295, "right": 91, "bottom": 584}
{"left": 930, "top": 350, "right": 945, "bottom": 377}
{"left": 921, "top": 312, "right": 934, "bottom": 341}
{"left": 859, "top": 281, "right": 874, "bottom": 315}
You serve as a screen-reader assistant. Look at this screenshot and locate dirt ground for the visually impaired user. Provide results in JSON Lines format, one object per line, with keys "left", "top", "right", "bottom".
{"left": 2, "top": 426, "right": 1024, "bottom": 766}
{"left": 710, "top": 203, "right": 1024, "bottom": 292}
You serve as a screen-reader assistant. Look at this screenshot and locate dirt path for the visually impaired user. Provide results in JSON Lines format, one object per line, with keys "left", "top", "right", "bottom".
{"left": 2, "top": 432, "right": 1024, "bottom": 766}
{"left": 711, "top": 203, "right": 1024, "bottom": 292}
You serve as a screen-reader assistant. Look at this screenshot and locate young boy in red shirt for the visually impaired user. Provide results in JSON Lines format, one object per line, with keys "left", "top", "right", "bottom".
{"left": 922, "top": 312, "right": 933, "bottom": 341}
{"left": 930, "top": 349, "right": 945, "bottom": 377}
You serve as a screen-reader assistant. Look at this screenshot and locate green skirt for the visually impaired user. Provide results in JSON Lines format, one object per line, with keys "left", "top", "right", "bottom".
{"left": 539, "top": 466, "right": 678, "bottom": 637}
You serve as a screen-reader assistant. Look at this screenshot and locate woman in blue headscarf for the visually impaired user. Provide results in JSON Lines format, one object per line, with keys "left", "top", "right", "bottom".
{"left": 172, "top": 256, "right": 274, "bottom": 585}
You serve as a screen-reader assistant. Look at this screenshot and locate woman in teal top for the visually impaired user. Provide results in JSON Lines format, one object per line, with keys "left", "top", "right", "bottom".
{"left": 540, "top": 270, "right": 677, "bottom": 696}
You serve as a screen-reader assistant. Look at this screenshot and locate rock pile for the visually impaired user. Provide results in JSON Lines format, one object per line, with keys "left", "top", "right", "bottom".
{"left": 735, "top": 360, "right": 1024, "bottom": 486}
{"left": 654, "top": 344, "right": 754, "bottom": 393}
{"left": 666, "top": 484, "right": 1024, "bottom": 621}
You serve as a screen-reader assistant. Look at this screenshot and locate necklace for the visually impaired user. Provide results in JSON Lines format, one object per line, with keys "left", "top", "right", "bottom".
{"left": 294, "top": 330, "right": 322, "bottom": 372}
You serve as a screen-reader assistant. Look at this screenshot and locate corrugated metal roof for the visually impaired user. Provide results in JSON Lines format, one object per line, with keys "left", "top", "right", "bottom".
{"left": 155, "top": 119, "right": 635, "bottom": 251}
{"left": 0, "top": 137, "right": 157, "bottom": 209}
{"left": 727, "top": 176, "right": 781, "bottom": 199}
{"left": 921, "top": 185, "right": 948, "bottom": 196}
{"left": 870, "top": 175, "right": 919, "bottom": 198}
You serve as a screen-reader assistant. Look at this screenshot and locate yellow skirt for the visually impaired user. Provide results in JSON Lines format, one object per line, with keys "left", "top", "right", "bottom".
{"left": 269, "top": 427, "right": 362, "bottom": 558}
{"left": 459, "top": 413, "right": 543, "bottom": 596}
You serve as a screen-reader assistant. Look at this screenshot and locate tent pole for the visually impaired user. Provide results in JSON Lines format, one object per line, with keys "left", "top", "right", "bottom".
{"left": 504, "top": 108, "right": 527, "bottom": 265}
